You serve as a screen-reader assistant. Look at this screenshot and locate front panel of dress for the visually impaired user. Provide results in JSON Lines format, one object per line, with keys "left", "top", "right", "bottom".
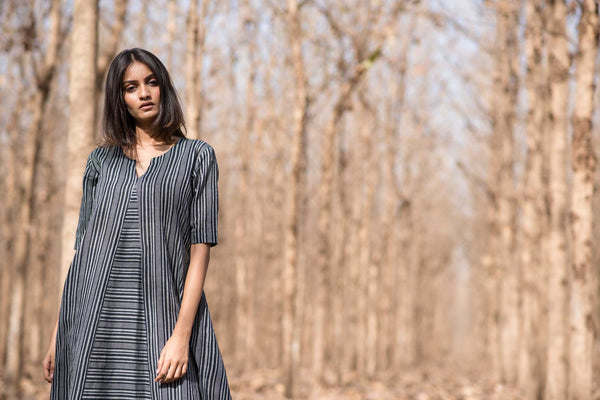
{"left": 134, "top": 143, "right": 201, "bottom": 399}
{"left": 66, "top": 148, "right": 139, "bottom": 400}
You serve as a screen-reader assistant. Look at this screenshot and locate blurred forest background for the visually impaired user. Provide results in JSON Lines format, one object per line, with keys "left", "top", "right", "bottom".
{"left": 1, "top": 0, "right": 600, "bottom": 399}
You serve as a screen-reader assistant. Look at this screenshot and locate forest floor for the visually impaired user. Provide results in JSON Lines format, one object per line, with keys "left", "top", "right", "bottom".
{"left": 228, "top": 359, "right": 526, "bottom": 400}
{"left": 9, "top": 357, "right": 600, "bottom": 399}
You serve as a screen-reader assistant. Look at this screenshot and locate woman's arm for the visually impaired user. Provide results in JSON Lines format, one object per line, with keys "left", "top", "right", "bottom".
{"left": 155, "top": 243, "right": 211, "bottom": 384}
{"left": 42, "top": 318, "right": 59, "bottom": 382}
{"left": 43, "top": 248, "right": 77, "bottom": 383}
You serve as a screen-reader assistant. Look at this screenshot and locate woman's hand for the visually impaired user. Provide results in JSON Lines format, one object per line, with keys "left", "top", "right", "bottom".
{"left": 42, "top": 343, "right": 56, "bottom": 383}
{"left": 155, "top": 243, "right": 209, "bottom": 384}
{"left": 155, "top": 332, "right": 190, "bottom": 384}
{"left": 43, "top": 319, "right": 59, "bottom": 383}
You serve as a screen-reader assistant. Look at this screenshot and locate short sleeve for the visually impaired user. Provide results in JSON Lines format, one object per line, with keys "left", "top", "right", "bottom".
{"left": 73, "top": 149, "right": 100, "bottom": 250}
{"left": 190, "top": 144, "right": 219, "bottom": 247}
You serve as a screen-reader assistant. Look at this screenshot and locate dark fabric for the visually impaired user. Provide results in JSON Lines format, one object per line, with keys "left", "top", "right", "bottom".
{"left": 81, "top": 185, "right": 153, "bottom": 399}
{"left": 51, "top": 137, "right": 231, "bottom": 400}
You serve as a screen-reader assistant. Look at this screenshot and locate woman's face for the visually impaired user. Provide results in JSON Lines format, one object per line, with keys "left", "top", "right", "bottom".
{"left": 122, "top": 61, "right": 160, "bottom": 129}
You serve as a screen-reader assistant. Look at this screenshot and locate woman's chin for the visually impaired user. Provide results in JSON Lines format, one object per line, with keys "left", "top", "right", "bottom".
{"left": 134, "top": 116, "right": 158, "bottom": 130}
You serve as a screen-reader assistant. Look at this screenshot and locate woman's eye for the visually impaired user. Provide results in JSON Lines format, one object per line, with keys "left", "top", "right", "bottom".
{"left": 148, "top": 79, "right": 158, "bottom": 86}
{"left": 125, "top": 86, "right": 136, "bottom": 92}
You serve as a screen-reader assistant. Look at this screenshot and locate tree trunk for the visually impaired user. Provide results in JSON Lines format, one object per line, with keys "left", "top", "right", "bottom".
{"left": 314, "top": 45, "right": 381, "bottom": 385}
{"left": 518, "top": 0, "right": 546, "bottom": 398}
{"left": 338, "top": 127, "right": 356, "bottom": 381}
{"left": 0, "top": 85, "right": 23, "bottom": 367}
{"left": 282, "top": 0, "right": 308, "bottom": 396}
{"left": 545, "top": 1, "right": 570, "bottom": 398}
{"left": 357, "top": 97, "right": 379, "bottom": 377}
{"left": 185, "top": 0, "right": 207, "bottom": 139}
{"left": 61, "top": 0, "right": 98, "bottom": 281}
{"left": 234, "top": 0, "right": 257, "bottom": 372}
{"left": 5, "top": 1, "right": 62, "bottom": 396}
{"left": 568, "top": 1, "right": 599, "bottom": 399}
{"left": 487, "top": 0, "right": 520, "bottom": 383}
{"left": 136, "top": 0, "right": 148, "bottom": 43}
{"left": 166, "top": 0, "right": 177, "bottom": 70}
{"left": 382, "top": 13, "right": 412, "bottom": 372}
{"left": 96, "top": 0, "right": 128, "bottom": 89}
{"left": 494, "top": 0, "right": 520, "bottom": 384}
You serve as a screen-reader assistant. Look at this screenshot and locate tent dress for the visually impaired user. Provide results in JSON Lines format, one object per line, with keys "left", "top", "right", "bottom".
{"left": 50, "top": 137, "right": 232, "bottom": 400}
{"left": 80, "top": 185, "right": 201, "bottom": 399}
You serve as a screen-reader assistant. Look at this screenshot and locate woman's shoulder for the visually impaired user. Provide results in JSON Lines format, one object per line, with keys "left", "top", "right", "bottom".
{"left": 183, "top": 137, "right": 214, "bottom": 152}
{"left": 89, "top": 143, "right": 120, "bottom": 159}
{"left": 84, "top": 144, "right": 121, "bottom": 172}
{"left": 182, "top": 137, "right": 217, "bottom": 160}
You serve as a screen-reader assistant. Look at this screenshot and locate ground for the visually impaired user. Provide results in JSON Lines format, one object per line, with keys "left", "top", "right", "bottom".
{"left": 14, "top": 358, "right": 600, "bottom": 400}
{"left": 228, "top": 361, "right": 525, "bottom": 400}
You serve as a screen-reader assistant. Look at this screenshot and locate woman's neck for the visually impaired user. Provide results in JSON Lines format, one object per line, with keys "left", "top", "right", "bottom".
{"left": 135, "top": 126, "right": 162, "bottom": 147}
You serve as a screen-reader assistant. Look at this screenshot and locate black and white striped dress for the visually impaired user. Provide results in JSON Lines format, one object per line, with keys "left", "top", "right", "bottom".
{"left": 51, "top": 137, "right": 231, "bottom": 400}
{"left": 81, "top": 185, "right": 153, "bottom": 399}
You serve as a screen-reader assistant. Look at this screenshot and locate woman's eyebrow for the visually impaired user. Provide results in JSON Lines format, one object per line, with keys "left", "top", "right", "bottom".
{"left": 122, "top": 73, "right": 156, "bottom": 86}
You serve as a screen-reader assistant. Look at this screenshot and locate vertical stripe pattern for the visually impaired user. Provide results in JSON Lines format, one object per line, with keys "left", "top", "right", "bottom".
{"left": 51, "top": 137, "right": 231, "bottom": 400}
{"left": 81, "top": 186, "right": 152, "bottom": 399}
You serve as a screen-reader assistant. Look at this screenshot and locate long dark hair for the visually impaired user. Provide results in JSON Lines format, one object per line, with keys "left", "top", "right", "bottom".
{"left": 101, "top": 48, "right": 185, "bottom": 151}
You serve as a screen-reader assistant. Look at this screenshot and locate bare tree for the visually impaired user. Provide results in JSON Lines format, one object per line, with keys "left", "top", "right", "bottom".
{"left": 485, "top": 0, "right": 521, "bottom": 383}
{"left": 234, "top": 0, "right": 258, "bottom": 372}
{"left": 4, "top": 0, "right": 63, "bottom": 397}
{"left": 185, "top": 0, "right": 208, "bottom": 139}
{"left": 545, "top": 1, "right": 570, "bottom": 399}
{"left": 495, "top": 0, "right": 520, "bottom": 385}
{"left": 96, "top": 0, "right": 128, "bottom": 90}
{"left": 280, "top": 1, "right": 309, "bottom": 395}
{"left": 568, "top": 1, "right": 599, "bottom": 399}
{"left": 518, "top": 0, "right": 546, "bottom": 398}
{"left": 312, "top": 2, "right": 388, "bottom": 380}
{"left": 60, "top": 0, "right": 98, "bottom": 281}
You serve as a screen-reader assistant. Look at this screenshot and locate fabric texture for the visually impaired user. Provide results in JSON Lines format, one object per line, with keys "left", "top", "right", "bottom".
{"left": 51, "top": 137, "right": 231, "bottom": 400}
{"left": 81, "top": 185, "right": 153, "bottom": 399}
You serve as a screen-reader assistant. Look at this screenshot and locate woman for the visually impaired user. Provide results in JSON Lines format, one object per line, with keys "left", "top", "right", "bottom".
{"left": 42, "top": 48, "right": 232, "bottom": 400}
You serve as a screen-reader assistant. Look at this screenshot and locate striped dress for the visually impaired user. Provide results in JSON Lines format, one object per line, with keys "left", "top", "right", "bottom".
{"left": 51, "top": 137, "right": 231, "bottom": 400}
{"left": 81, "top": 185, "right": 153, "bottom": 399}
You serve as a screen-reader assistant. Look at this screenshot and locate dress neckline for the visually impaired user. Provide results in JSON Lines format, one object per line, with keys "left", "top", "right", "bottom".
{"left": 121, "top": 136, "right": 185, "bottom": 179}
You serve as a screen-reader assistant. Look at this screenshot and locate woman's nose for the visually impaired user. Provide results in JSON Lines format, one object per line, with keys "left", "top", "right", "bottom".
{"left": 139, "top": 85, "right": 150, "bottom": 99}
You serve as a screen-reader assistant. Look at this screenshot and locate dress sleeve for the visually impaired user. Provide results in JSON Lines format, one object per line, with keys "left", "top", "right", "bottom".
{"left": 190, "top": 144, "right": 219, "bottom": 247}
{"left": 73, "top": 149, "right": 100, "bottom": 251}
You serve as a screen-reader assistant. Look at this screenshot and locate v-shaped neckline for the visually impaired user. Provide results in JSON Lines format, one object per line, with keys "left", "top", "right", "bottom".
{"left": 121, "top": 137, "right": 185, "bottom": 180}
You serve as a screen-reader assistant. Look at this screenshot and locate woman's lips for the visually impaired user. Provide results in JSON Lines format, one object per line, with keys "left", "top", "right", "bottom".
{"left": 140, "top": 103, "right": 154, "bottom": 110}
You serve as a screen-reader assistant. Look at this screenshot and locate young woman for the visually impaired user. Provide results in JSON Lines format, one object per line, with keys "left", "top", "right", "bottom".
{"left": 43, "top": 48, "right": 232, "bottom": 400}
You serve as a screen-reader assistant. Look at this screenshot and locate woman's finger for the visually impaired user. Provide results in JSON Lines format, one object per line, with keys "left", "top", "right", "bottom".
{"left": 43, "top": 356, "right": 54, "bottom": 383}
{"left": 156, "top": 354, "right": 164, "bottom": 375}
{"left": 43, "top": 360, "right": 51, "bottom": 383}
{"left": 181, "top": 362, "right": 188, "bottom": 377}
{"left": 172, "top": 363, "right": 184, "bottom": 381}
{"left": 155, "top": 359, "right": 170, "bottom": 382}
{"left": 164, "top": 361, "right": 178, "bottom": 383}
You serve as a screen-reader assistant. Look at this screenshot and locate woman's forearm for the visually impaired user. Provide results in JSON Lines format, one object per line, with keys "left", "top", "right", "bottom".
{"left": 172, "top": 243, "right": 210, "bottom": 340}
{"left": 49, "top": 318, "right": 58, "bottom": 346}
